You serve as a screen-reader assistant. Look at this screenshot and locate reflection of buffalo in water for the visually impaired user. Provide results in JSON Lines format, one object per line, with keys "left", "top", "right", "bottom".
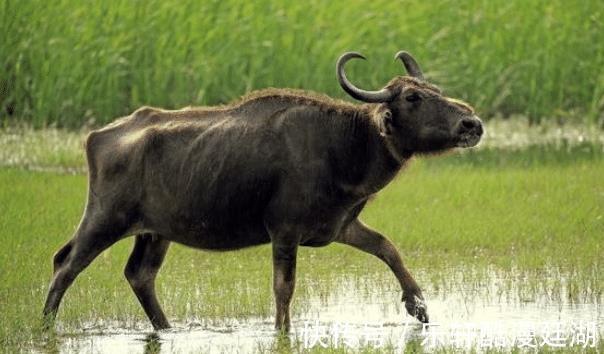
{"left": 44, "top": 51, "right": 483, "bottom": 332}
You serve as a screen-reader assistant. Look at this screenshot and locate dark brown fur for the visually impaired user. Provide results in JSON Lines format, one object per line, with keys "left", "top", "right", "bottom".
{"left": 43, "top": 56, "right": 482, "bottom": 332}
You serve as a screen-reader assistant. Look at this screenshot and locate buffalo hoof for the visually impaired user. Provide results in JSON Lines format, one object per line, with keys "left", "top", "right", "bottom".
{"left": 404, "top": 294, "right": 429, "bottom": 323}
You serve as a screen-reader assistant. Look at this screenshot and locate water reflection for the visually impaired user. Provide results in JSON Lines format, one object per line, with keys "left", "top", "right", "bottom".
{"left": 52, "top": 267, "right": 602, "bottom": 353}
{"left": 141, "top": 333, "right": 161, "bottom": 354}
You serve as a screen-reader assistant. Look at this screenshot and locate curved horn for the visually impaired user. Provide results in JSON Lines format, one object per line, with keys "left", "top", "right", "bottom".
{"left": 336, "top": 52, "right": 395, "bottom": 103}
{"left": 394, "top": 50, "right": 424, "bottom": 79}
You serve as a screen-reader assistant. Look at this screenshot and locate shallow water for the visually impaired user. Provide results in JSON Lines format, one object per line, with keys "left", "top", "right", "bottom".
{"left": 48, "top": 267, "right": 603, "bottom": 353}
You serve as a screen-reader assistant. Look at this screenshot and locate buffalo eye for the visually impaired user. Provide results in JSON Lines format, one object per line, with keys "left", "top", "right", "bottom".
{"left": 405, "top": 92, "right": 421, "bottom": 102}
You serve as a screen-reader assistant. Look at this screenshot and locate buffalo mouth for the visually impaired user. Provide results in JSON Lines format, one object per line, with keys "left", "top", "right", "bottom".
{"left": 456, "top": 131, "right": 482, "bottom": 148}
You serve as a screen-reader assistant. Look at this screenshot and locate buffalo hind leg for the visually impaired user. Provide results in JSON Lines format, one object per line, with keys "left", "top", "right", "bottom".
{"left": 43, "top": 216, "right": 125, "bottom": 327}
{"left": 272, "top": 242, "right": 298, "bottom": 333}
{"left": 124, "top": 233, "right": 171, "bottom": 330}
{"left": 337, "top": 219, "right": 429, "bottom": 323}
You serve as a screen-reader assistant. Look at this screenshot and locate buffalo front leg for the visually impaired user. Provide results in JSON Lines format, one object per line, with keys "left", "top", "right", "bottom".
{"left": 336, "top": 219, "right": 429, "bottom": 323}
{"left": 124, "top": 233, "right": 171, "bottom": 330}
{"left": 272, "top": 242, "right": 298, "bottom": 333}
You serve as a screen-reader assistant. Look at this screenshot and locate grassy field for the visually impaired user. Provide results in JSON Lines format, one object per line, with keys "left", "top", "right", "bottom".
{"left": 0, "top": 134, "right": 602, "bottom": 352}
{"left": 2, "top": 0, "right": 604, "bottom": 127}
{"left": 2, "top": 1, "right": 603, "bottom": 351}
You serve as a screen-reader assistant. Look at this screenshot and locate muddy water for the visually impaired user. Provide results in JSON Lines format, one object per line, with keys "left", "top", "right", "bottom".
{"left": 50, "top": 268, "right": 602, "bottom": 353}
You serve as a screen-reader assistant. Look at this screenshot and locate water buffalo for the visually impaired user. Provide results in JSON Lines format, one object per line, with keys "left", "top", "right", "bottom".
{"left": 43, "top": 51, "right": 483, "bottom": 331}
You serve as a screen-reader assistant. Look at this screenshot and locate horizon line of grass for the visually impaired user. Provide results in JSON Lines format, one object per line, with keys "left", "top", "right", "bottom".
{"left": 1, "top": 119, "right": 602, "bottom": 173}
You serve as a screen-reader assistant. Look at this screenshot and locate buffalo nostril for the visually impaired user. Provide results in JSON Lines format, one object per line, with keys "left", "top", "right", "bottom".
{"left": 459, "top": 118, "right": 483, "bottom": 136}
{"left": 461, "top": 118, "right": 477, "bottom": 130}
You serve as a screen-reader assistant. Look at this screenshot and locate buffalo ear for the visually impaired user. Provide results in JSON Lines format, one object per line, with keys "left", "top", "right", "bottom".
{"left": 379, "top": 109, "right": 394, "bottom": 136}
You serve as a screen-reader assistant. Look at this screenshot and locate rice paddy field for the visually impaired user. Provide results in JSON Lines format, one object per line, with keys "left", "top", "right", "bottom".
{"left": 1, "top": 0, "right": 604, "bottom": 353}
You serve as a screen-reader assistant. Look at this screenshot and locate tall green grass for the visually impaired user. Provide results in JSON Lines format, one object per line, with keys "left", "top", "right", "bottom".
{"left": 1, "top": 0, "right": 603, "bottom": 127}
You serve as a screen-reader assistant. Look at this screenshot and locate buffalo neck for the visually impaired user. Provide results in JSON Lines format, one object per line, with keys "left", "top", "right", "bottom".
{"left": 330, "top": 108, "right": 404, "bottom": 197}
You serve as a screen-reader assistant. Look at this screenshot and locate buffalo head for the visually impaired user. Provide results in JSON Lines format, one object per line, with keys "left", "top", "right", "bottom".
{"left": 337, "top": 51, "right": 483, "bottom": 157}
